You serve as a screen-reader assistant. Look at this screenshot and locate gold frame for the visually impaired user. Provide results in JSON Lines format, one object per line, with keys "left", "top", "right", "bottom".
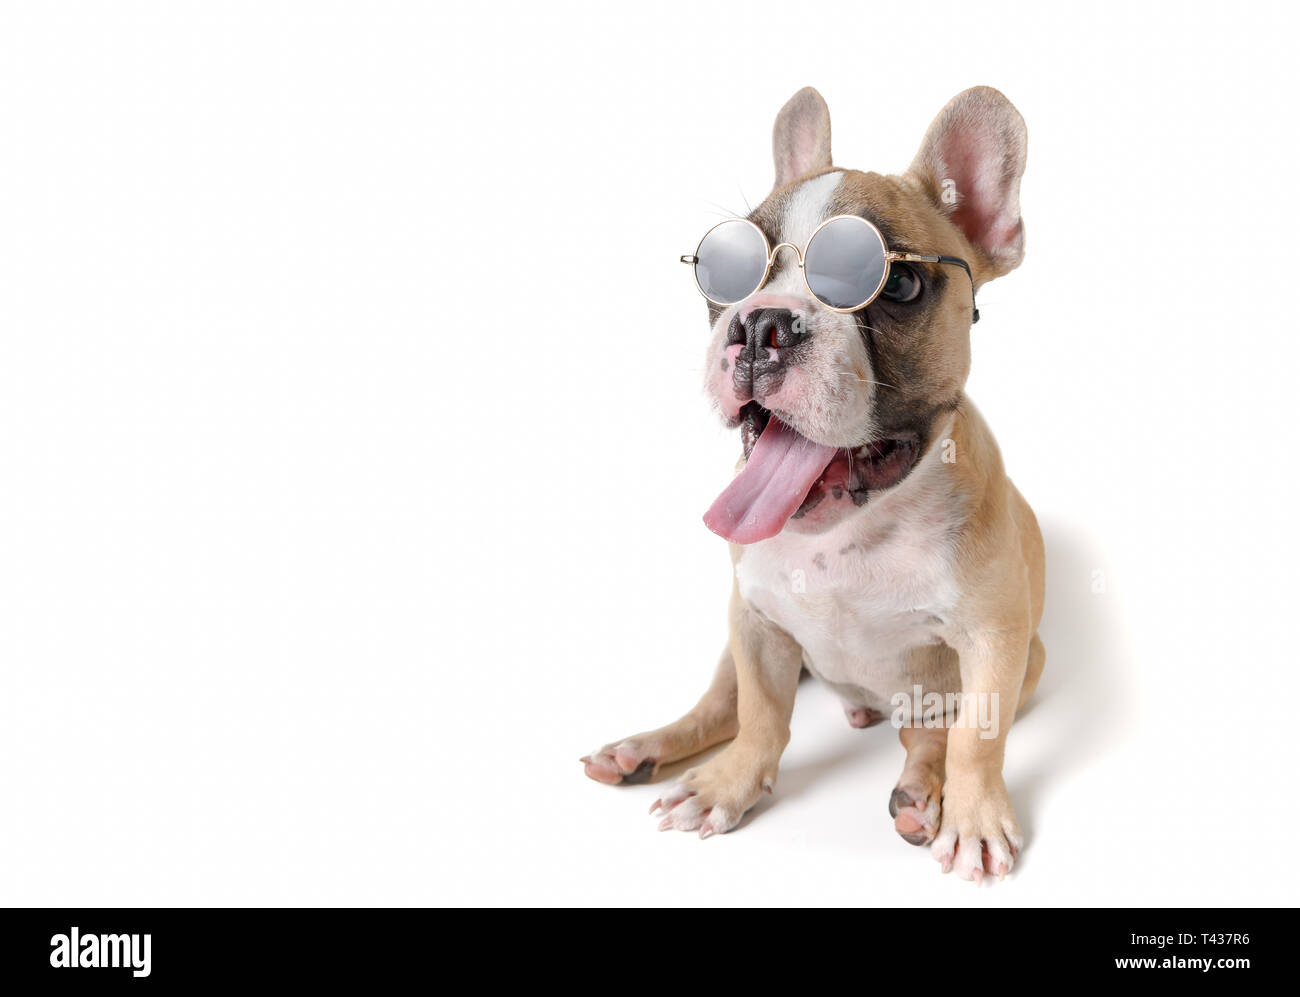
{"left": 681, "top": 214, "right": 974, "bottom": 317}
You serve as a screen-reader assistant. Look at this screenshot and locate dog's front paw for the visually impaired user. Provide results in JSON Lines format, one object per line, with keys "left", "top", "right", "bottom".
{"left": 929, "top": 772, "right": 1022, "bottom": 883}
{"left": 581, "top": 737, "right": 660, "bottom": 785}
{"left": 648, "top": 747, "right": 773, "bottom": 838}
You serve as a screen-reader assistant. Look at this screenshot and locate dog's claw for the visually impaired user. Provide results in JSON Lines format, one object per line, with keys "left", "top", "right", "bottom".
{"left": 649, "top": 798, "right": 662, "bottom": 815}
{"left": 645, "top": 755, "right": 761, "bottom": 838}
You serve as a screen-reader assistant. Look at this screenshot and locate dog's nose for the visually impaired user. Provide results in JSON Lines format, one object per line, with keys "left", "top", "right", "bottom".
{"left": 727, "top": 308, "right": 808, "bottom": 405}
{"left": 728, "top": 308, "right": 807, "bottom": 351}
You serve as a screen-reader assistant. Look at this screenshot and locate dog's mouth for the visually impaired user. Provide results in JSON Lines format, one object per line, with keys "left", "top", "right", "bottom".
{"left": 706, "top": 401, "right": 921, "bottom": 544}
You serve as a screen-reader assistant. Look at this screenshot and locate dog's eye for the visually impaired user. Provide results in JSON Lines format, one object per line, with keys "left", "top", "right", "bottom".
{"left": 880, "top": 263, "right": 922, "bottom": 303}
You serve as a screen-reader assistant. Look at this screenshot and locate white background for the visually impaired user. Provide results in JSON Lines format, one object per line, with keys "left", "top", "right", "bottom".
{"left": 1, "top": 1, "right": 1296, "bottom": 907}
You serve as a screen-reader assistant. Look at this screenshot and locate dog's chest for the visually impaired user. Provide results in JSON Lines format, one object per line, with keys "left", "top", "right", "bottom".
{"left": 734, "top": 494, "right": 961, "bottom": 696}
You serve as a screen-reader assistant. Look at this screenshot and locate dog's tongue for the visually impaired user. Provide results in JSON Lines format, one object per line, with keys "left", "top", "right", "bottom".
{"left": 704, "top": 418, "right": 837, "bottom": 544}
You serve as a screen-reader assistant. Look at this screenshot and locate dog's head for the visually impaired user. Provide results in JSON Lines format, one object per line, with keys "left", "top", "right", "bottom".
{"left": 700, "top": 86, "right": 1028, "bottom": 544}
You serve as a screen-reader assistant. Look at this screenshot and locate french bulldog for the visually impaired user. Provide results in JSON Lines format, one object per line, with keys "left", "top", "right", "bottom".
{"left": 582, "top": 86, "right": 1044, "bottom": 883}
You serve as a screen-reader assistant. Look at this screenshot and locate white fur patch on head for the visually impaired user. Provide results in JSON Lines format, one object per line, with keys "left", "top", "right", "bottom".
{"left": 780, "top": 170, "right": 843, "bottom": 247}
{"left": 759, "top": 170, "right": 844, "bottom": 299}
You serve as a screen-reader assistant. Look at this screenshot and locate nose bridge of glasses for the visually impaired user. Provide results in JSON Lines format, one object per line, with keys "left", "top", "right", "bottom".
{"left": 767, "top": 242, "right": 804, "bottom": 268}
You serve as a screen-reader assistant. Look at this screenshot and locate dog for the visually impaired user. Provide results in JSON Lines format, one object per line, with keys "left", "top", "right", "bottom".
{"left": 582, "top": 86, "right": 1044, "bottom": 883}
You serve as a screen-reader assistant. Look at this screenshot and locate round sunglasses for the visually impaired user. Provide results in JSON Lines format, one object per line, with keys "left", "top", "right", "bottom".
{"left": 681, "top": 215, "right": 979, "bottom": 321}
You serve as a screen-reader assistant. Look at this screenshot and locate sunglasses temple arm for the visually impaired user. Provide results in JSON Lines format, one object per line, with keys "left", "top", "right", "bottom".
{"left": 897, "top": 252, "right": 979, "bottom": 324}
{"left": 940, "top": 256, "right": 979, "bottom": 324}
{"left": 933, "top": 255, "right": 974, "bottom": 305}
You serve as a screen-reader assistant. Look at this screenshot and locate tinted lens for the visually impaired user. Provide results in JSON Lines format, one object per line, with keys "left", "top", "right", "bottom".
{"left": 803, "top": 216, "right": 887, "bottom": 310}
{"left": 694, "top": 220, "right": 768, "bottom": 304}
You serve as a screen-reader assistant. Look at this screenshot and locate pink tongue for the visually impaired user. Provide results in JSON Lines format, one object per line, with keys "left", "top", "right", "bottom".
{"left": 704, "top": 418, "right": 837, "bottom": 544}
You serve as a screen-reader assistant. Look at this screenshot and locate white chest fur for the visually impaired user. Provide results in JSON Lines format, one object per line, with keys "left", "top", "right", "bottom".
{"left": 733, "top": 464, "right": 964, "bottom": 704}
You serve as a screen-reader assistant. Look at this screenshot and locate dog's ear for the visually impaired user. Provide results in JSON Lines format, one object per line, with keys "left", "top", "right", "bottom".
{"left": 773, "top": 87, "right": 832, "bottom": 188}
{"left": 909, "top": 86, "right": 1027, "bottom": 278}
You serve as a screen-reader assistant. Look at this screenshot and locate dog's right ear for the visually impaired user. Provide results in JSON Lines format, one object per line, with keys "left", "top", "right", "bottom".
{"left": 772, "top": 87, "right": 832, "bottom": 188}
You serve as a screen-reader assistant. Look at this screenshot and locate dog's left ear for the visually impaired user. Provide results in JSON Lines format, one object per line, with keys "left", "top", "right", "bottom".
{"left": 909, "top": 86, "right": 1027, "bottom": 279}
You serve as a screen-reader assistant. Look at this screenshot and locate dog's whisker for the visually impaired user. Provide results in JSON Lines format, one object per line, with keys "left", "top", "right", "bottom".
{"left": 699, "top": 199, "right": 745, "bottom": 220}
{"left": 833, "top": 369, "right": 898, "bottom": 390}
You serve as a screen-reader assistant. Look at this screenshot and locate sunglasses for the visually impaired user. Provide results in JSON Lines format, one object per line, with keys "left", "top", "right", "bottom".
{"left": 681, "top": 215, "right": 979, "bottom": 321}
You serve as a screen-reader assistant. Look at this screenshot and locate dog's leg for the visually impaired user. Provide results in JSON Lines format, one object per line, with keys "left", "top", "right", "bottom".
{"left": 930, "top": 622, "right": 1031, "bottom": 882}
{"left": 582, "top": 648, "right": 739, "bottom": 786}
{"left": 1019, "top": 632, "right": 1045, "bottom": 709}
{"left": 650, "top": 587, "right": 803, "bottom": 837}
{"left": 904, "top": 636, "right": 1040, "bottom": 853}
{"left": 890, "top": 724, "right": 948, "bottom": 845}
